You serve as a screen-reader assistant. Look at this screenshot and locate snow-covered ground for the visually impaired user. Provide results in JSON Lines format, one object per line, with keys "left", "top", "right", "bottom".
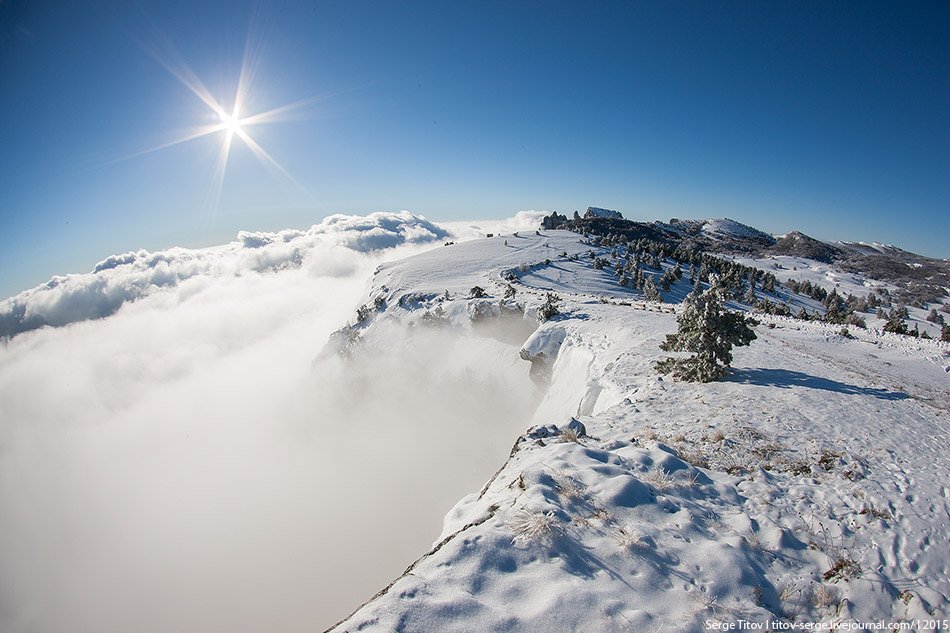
{"left": 328, "top": 230, "right": 949, "bottom": 632}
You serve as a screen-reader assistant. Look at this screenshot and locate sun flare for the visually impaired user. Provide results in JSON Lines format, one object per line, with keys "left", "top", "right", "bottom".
{"left": 127, "top": 32, "right": 315, "bottom": 209}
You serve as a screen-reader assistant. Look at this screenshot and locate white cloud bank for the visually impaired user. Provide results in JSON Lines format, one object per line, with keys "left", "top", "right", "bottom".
{"left": 0, "top": 210, "right": 543, "bottom": 633}
{"left": 0, "top": 211, "right": 450, "bottom": 339}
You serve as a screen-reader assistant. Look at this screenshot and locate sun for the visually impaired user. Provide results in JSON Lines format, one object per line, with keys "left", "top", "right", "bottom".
{"left": 218, "top": 109, "right": 244, "bottom": 135}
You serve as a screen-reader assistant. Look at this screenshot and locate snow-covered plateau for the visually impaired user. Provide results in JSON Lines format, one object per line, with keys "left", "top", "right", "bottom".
{"left": 326, "top": 229, "right": 949, "bottom": 632}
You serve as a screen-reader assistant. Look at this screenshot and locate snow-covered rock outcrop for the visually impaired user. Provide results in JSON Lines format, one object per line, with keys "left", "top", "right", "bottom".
{"left": 584, "top": 206, "right": 624, "bottom": 220}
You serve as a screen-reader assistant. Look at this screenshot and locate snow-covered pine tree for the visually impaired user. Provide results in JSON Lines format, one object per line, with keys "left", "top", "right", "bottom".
{"left": 743, "top": 282, "right": 757, "bottom": 304}
{"left": 643, "top": 275, "right": 661, "bottom": 302}
{"left": 659, "top": 270, "right": 675, "bottom": 291}
{"left": 883, "top": 311, "right": 908, "bottom": 335}
{"left": 655, "top": 278, "right": 757, "bottom": 383}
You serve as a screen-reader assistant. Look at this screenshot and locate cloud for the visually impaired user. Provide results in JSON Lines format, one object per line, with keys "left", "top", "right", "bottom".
{"left": 0, "top": 211, "right": 539, "bottom": 633}
{"left": 443, "top": 210, "right": 550, "bottom": 240}
{"left": 0, "top": 211, "right": 449, "bottom": 339}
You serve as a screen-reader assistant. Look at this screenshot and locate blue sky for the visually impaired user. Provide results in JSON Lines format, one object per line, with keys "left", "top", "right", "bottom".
{"left": 1, "top": 0, "right": 948, "bottom": 299}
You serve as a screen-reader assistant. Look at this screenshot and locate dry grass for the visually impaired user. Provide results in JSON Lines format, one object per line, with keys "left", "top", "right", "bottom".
{"left": 811, "top": 583, "right": 841, "bottom": 608}
{"left": 823, "top": 557, "right": 861, "bottom": 582}
{"left": 509, "top": 509, "right": 560, "bottom": 545}
{"left": 643, "top": 466, "right": 676, "bottom": 490}
{"left": 554, "top": 473, "right": 585, "bottom": 500}
{"left": 859, "top": 504, "right": 892, "bottom": 521}
{"left": 613, "top": 526, "right": 645, "bottom": 548}
{"left": 560, "top": 428, "right": 581, "bottom": 443}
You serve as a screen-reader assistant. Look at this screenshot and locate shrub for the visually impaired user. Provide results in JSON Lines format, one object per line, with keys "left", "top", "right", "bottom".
{"left": 538, "top": 293, "right": 561, "bottom": 322}
{"left": 355, "top": 304, "right": 372, "bottom": 324}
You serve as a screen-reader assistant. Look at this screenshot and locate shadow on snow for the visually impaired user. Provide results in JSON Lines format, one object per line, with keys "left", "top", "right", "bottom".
{"left": 725, "top": 368, "right": 909, "bottom": 401}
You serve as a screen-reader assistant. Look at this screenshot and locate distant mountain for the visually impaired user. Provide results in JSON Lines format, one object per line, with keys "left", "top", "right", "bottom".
{"left": 538, "top": 212, "right": 950, "bottom": 305}
{"left": 769, "top": 231, "right": 843, "bottom": 263}
{"left": 666, "top": 217, "right": 777, "bottom": 253}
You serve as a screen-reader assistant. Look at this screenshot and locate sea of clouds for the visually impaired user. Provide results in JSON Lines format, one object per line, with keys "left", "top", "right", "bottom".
{"left": 0, "top": 210, "right": 546, "bottom": 632}
{"left": 0, "top": 211, "right": 456, "bottom": 338}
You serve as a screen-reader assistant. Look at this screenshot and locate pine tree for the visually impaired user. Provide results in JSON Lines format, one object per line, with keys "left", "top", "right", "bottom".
{"left": 743, "top": 283, "right": 757, "bottom": 304}
{"left": 659, "top": 270, "right": 675, "bottom": 292}
{"left": 942, "top": 324, "right": 950, "bottom": 343}
{"left": 643, "top": 275, "right": 661, "bottom": 302}
{"left": 655, "top": 280, "right": 758, "bottom": 383}
{"left": 883, "top": 311, "right": 908, "bottom": 335}
{"left": 699, "top": 262, "right": 710, "bottom": 283}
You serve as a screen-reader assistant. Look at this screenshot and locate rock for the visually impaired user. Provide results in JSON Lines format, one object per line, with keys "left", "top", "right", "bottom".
{"left": 564, "top": 418, "right": 587, "bottom": 437}
{"left": 526, "top": 424, "right": 560, "bottom": 439}
{"left": 584, "top": 206, "right": 623, "bottom": 220}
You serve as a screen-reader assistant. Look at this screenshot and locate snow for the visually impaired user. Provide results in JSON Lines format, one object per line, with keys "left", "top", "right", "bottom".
{"left": 702, "top": 218, "right": 774, "bottom": 242}
{"left": 837, "top": 241, "right": 900, "bottom": 256}
{"left": 327, "top": 229, "right": 949, "bottom": 632}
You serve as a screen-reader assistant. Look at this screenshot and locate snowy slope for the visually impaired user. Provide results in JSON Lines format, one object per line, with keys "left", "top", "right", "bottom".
{"left": 326, "top": 230, "right": 949, "bottom": 632}
{"left": 729, "top": 254, "right": 947, "bottom": 339}
{"left": 701, "top": 218, "right": 776, "bottom": 244}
